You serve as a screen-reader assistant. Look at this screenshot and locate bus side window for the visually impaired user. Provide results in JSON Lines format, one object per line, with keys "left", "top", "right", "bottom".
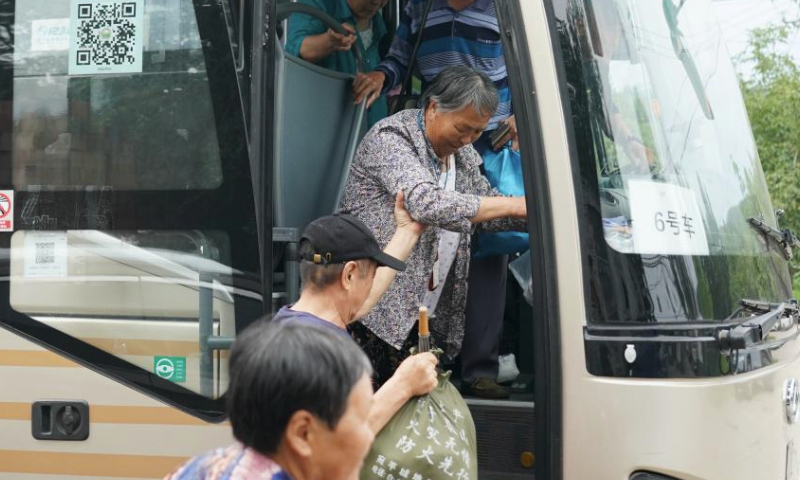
{"left": 1, "top": 0, "right": 258, "bottom": 419}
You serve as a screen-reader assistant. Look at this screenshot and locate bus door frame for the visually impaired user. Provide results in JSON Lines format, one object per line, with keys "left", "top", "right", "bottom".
{"left": 249, "top": 0, "right": 275, "bottom": 313}
{"left": 496, "top": 1, "right": 564, "bottom": 479}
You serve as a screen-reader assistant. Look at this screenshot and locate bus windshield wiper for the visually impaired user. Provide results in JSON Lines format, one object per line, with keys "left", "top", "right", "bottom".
{"left": 717, "top": 299, "right": 799, "bottom": 350}
{"left": 662, "top": 0, "right": 714, "bottom": 120}
{"left": 747, "top": 214, "right": 800, "bottom": 261}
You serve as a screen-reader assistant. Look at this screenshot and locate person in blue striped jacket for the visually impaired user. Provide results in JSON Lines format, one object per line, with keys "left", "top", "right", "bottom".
{"left": 354, "top": 0, "right": 518, "bottom": 400}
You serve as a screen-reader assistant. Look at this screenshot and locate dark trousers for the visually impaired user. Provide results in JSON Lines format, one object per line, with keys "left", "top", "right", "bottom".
{"left": 349, "top": 321, "right": 418, "bottom": 389}
{"left": 461, "top": 253, "right": 508, "bottom": 383}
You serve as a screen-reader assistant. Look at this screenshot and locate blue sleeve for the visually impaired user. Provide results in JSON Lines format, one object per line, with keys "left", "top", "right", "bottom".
{"left": 285, "top": 0, "right": 329, "bottom": 58}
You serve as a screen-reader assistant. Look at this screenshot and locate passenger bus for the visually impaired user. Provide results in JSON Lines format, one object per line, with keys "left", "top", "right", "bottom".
{"left": 1, "top": 1, "right": 798, "bottom": 479}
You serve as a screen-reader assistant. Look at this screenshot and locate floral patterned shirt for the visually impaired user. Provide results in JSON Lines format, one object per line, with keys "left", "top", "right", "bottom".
{"left": 339, "top": 109, "right": 525, "bottom": 358}
{"left": 163, "top": 444, "right": 291, "bottom": 480}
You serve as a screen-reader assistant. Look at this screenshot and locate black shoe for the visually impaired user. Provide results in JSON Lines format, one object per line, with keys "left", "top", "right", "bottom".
{"left": 464, "top": 377, "right": 510, "bottom": 399}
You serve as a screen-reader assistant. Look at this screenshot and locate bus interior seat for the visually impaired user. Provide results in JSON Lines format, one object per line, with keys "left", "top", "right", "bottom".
{"left": 273, "top": 42, "right": 366, "bottom": 231}
{"left": 272, "top": 23, "right": 367, "bottom": 303}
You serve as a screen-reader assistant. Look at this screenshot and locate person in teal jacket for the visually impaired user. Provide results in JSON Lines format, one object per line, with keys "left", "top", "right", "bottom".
{"left": 286, "top": 0, "right": 389, "bottom": 129}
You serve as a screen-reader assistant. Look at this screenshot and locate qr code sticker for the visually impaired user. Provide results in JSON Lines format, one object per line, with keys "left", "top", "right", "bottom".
{"left": 69, "top": 0, "right": 143, "bottom": 75}
{"left": 24, "top": 232, "right": 68, "bottom": 278}
{"left": 35, "top": 242, "right": 55, "bottom": 265}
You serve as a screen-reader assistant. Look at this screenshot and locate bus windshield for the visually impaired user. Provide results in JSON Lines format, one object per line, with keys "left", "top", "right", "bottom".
{"left": 562, "top": 0, "right": 793, "bottom": 323}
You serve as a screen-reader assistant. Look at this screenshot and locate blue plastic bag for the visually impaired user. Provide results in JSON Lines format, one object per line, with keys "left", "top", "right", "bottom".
{"left": 474, "top": 145, "right": 530, "bottom": 258}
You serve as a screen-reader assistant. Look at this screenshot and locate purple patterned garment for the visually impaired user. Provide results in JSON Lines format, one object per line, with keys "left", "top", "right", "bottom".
{"left": 339, "top": 109, "right": 525, "bottom": 358}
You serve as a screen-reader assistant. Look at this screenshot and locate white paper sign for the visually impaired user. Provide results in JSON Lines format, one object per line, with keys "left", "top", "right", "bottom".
{"left": 69, "top": 0, "right": 144, "bottom": 75}
{"left": 31, "top": 19, "right": 71, "bottom": 52}
{"left": 629, "top": 180, "right": 709, "bottom": 256}
{"left": 24, "top": 232, "right": 68, "bottom": 277}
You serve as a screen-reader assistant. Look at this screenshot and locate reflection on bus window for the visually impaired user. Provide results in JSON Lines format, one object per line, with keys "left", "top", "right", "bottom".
{"left": 9, "top": 229, "right": 242, "bottom": 398}
{"left": 577, "top": 0, "right": 773, "bottom": 257}
{"left": 10, "top": 0, "right": 222, "bottom": 191}
{"left": 0, "top": 0, "right": 258, "bottom": 399}
{"left": 565, "top": 0, "right": 790, "bottom": 324}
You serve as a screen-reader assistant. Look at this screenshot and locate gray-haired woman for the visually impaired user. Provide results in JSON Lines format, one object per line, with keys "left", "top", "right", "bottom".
{"left": 339, "top": 65, "right": 526, "bottom": 387}
{"left": 163, "top": 321, "right": 375, "bottom": 480}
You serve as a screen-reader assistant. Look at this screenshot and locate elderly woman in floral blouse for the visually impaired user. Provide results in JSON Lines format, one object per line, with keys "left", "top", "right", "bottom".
{"left": 340, "top": 66, "right": 527, "bottom": 386}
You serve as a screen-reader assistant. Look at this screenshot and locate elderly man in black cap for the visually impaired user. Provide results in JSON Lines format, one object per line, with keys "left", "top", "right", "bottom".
{"left": 273, "top": 192, "right": 438, "bottom": 434}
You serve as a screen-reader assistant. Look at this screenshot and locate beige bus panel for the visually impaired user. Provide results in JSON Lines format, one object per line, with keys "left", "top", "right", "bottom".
{"left": 518, "top": 2, "right": 800, "bottom": 479}
{"left": 7, "top": 230, "right": 237, "bottom": 397}
{"left": 28, "top": 317, "right": 227, "bottom": 397}
{"left": 0, "top": 329, "right": 233, "bottom": 480}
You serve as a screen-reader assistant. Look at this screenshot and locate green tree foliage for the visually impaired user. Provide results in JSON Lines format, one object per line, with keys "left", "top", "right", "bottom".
{"left": 738, "top": 21, "right": 800, "bottom": 293}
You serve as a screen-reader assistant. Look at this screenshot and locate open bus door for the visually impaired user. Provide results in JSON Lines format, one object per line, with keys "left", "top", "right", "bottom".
{"left": 266, "top": 1, "right": 548, "bottom": 479}
{"left": 266, "top": 0, "right": 800, "bottom": 478}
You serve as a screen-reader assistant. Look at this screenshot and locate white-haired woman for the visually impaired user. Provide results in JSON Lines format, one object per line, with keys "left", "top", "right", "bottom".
{"left": 340, "top": 65, "right": 527, "bottom": 389}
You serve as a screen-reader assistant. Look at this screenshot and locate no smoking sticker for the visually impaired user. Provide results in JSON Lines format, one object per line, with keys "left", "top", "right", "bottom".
{"left": 0, "top": 190, "right": 14, "bottom": 232}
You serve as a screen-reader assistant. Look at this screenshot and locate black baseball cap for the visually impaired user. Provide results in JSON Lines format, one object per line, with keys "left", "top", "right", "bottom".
{"left": 300, "top": 214, "right": 406, "bottom": 271}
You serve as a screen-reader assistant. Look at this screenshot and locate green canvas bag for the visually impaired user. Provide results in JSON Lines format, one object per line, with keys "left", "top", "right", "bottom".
{"left": 360, "top": 370, "right": 478, "bottom": 480}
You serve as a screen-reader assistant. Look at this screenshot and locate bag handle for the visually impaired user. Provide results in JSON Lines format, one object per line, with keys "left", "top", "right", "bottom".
{"left": 397, "top": 0, "right": 435, "bottom": 100}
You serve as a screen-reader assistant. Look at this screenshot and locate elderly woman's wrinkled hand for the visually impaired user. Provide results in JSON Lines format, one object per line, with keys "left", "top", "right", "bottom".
{"left": 327, "top": 23, "right": 357, "bottom": 52}
{"left": 353, "top": 71, "right": 386, "bottom": 108}
{"left": 507, "top": 115, "right": 519, "bottom": 151}
{"left": 494, "top": 115, "right": 519, "bottom": 152}
{"left": 394, "top": 190, "right": 427, "bottom": 236}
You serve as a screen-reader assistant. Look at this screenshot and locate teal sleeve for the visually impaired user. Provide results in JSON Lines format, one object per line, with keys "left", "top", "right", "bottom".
{"left": 285, "top": 0, "right": 329, "bottom": 58}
